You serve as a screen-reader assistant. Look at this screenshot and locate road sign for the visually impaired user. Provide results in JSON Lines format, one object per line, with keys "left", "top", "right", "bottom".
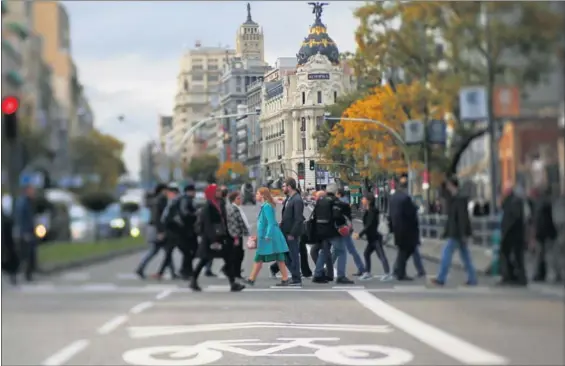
{"left": 459, "top": 86, "right": 487, "bottom": 121}
{"left": 404, "top": 120, "right": 424, "bottom": 144}
{"left": 427, "top": 119, "right": 447, "bottom": 145}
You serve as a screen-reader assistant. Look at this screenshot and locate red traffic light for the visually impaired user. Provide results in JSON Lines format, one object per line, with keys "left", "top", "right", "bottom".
{"left": 2, "top": 96, "right": 19, "bottom": 115}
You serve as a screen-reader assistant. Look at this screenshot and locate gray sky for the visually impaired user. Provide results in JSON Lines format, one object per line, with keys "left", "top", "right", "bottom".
{"left": 64, "top": 1, "right": 362, "bottom": 177}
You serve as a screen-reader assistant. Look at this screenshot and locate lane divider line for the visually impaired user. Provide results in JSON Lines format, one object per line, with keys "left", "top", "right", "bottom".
{"left": 156, "top": 289, "right": 173, "bottom": 300}
{"left": 97, "top": 315, "right": 128, "bottom": 335}
{"left": 130, "top": 301, "right": 154, "bottom": 314}
{"left": 348, "top": 290, "right": 509, "bottom": 365}
{"left": 41, "top": 339, "right": 90, "bottom": 366}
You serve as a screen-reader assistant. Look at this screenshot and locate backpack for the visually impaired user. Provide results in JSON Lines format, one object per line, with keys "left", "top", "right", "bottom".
{"left": 162, "top": 197, "right": 183, "bottom": 231}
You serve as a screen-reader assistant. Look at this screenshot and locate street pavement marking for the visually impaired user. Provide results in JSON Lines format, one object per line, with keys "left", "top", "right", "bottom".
{"left": 348, "top": 290, "right": 509, "bottom": 365}
{"left": 97, "top": 315, "right": 129, "bottom": 335}
{"left": 81, "top": 283, "right": 118, "bottom": 291}
{"left": 333, "top": 285, "right": 365, "bottom": 289}
{"left": 41, "top": 339, "right": 90, "bottom": 366}
{"left": 155, "top": 289, "right": 173, "bottom": 300}
{"left": 144, "top": 284, "right": 179, "bottom": 290}
{"left": 59, "top": 272, "right": 91, "bottom": 281}
{"left": 116, "top": 273, "right": 139, "bottom": 280}
{"left": 206, "top": 285, "right": 231, "bottom": 292}
{"left": 130, "top": 301, "right": 154, "bottom": 314}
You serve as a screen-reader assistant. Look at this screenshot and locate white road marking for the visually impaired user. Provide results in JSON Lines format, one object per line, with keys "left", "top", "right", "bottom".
{"left": 155, "top": 289, "right": 173, "bottom": 300}
{"left": 116, "top": 273, "right": 139, "bottom": 280}
{"left": 144, "top": 284, "right": 178, "bottom": 291}
{"left": 348, "top": 290, "right": 509, "bottom": 365}
{"left": 206, "top": 285, "right": 231, "bottom": 292}
{"left": 60, "top": 272, "right": 90, "bottom": 281}
{"left": 41, "top": 339, "right": 90, "bottom": 366}
{"left": 97, "top": 315, "right": 129, "bottom": 335}
{"left": 18, "top": 283, "right": 55, "bottom": 292}
{"left": 81, "top": 283, "right": 118, "bottom": 292}
{"left": 332, "top": 285, "right": 365, "bottom": 289}
{"left": 130, "top": 301, "right": 154, "bottom": 314}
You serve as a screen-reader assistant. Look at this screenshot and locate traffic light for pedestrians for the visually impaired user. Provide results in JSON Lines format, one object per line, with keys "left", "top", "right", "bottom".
{"left": 309, "top": 160, "right": 315, "bottom": 171}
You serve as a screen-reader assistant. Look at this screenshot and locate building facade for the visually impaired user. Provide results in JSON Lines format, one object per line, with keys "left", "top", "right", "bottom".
{"left": 259, "top": 10, "right": 355, "bottom": 189}
{"left": 1, "top": 0, "right": 28, "bottom": 100}
{"left": 220, "top": 4, "right": 268, "bottom": 164}
{"left": 172, "top": 42, "right": 235, "bottom": 164}
{"left": 245, "top": 78, "right": 264, "bottom": 183}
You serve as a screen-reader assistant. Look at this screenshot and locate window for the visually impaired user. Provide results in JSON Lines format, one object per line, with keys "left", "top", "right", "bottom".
{"left": 317, "top": 91, "right": 322, "bottom": 104}
{"left": 208, "top": 64, "right": 219, "bottom": 70}
{"left": 236, "top": 76, "right": 242, "bottom": 85}
{"left": 334, "top": 91, "right": 338, "bottom": 103}
{"left": 208, "top": 74, "right": 219, "bottom": 82}
{"left": 192, "top": 65, "right": 204, "bottom": 71}
{"left": 183, "top": 80, "right": 189, "bottom": 92}
{"left": 58, "top": 5, "right": 70, "bottom": 51}
{"left": 192, "top": 74, "right": 204, "bottom": 81}
{"left": 302, "top": 92, "right": 306, "bottom": 105}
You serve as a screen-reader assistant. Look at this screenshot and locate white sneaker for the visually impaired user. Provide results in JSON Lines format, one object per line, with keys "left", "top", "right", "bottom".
{"left": 380, "top": 274, "right": 394, "bottom": 282}
{"left": 333, "top": 268, "right": 338, "bottom": 278}
{"left": 359, "top": 273, "right": 372, "bottom": 280}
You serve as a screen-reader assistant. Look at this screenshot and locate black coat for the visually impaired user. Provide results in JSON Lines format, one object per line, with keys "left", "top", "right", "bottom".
{"left": 443, "top": 194, "right": 472, "bottom": 240}
{"left": 197, "top": 201, "right": 230, "bottom": 259}
{"left": 501, "top": 193, "right": 526, "bottom": 247}
{"left": 535, "top": 194, "right": 557, "bottom": 243}
{"left": 388, "top": 190, "right": 419, "bottom": 248}
{"left": 280, "top": 193, "right": 304, "bottom": 238}
{"left": 359, "top": 206, "right": 380, "bottom": 242}
{"left": 2, "top": 212, "right": 19, "bottom": 274}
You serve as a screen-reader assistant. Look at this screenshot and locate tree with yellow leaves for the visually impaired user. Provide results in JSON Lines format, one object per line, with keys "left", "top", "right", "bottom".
{"left": 216, "top": 161, "right": 248, "bottom": 181}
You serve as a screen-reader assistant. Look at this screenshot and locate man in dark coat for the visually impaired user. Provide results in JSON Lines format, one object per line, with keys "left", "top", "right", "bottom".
{"left": 498, "top": 186, "right": 528, "bottom": 286}
{"left": 388, "top": 177, "right": 419, "bottom": 280}
{"left": 2, "top": 209, "right": 19, "bottom": 285}
{"left": 14, "top": 185, "right": 37, "bottom": 282}
{"left": 533, "top": 186, "right": 559, "bottom": 282}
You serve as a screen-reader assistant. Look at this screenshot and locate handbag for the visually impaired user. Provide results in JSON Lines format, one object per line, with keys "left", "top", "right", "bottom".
{"left": 246, "top": 237, "right": 257, "bottom": 250}
{"left": 213, "top": 223, "right": 226, "bottom": 238}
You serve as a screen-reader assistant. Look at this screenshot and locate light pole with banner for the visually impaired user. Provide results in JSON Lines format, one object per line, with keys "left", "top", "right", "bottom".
{"left": 323, "top": 114, "right": 413, "bottom": 196}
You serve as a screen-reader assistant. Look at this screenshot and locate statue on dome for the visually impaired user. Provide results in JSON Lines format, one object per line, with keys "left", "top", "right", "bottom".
{"left": 308, "top": 2, "right": 328, "bottom": 22}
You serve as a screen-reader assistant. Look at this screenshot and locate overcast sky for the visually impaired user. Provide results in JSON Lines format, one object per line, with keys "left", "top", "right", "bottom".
{"left": 64, "top": 1, "right": 363, "bottom": 177}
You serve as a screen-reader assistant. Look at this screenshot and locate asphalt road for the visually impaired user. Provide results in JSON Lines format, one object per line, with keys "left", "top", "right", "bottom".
{"left": 2, "top": 204, "right": 564, "bottom": 366}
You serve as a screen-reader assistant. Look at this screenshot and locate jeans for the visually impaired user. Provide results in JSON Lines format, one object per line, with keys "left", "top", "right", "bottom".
{"left": 437, "top": 238, "right": 477, "bottom": 284}
{"left": 286, "top": 238, "right": 301, "bottom": 282}
{"left": 21, "top": 237, "right": 37, "bottom": 281}
{"left": 314, "top": 238, "right": 340, "bottom": 278}
{"left": 137, "top": 242, "right": 160, "bottom": 273}
{"left": 332, "top": 235, "right": 361, "bottom": 273}
{"left": 412, "top": 246, "right": 426, "bottom": 276}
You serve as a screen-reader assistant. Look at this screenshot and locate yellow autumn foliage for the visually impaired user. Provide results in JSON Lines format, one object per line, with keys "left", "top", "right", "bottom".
{"left": 328, "top": 82, "right": 445, "bottom": 175}
{"left": 216, "top": 161, "right": 248, "bottom": 180}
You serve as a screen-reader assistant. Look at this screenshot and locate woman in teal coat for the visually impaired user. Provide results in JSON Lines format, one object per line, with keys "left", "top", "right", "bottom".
{"left": 244, "top": 187, "right": 290, "bottom": 286}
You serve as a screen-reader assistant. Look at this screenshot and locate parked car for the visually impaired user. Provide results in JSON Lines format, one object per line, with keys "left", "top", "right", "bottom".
{"left": 69, "top": 204, "right": 96, "bottom": 242}
{"left": 129, "top": 206, "right": 150, "bottom": 238}
{"left": 97, "top": 203, "right": 128, "bottom": 239}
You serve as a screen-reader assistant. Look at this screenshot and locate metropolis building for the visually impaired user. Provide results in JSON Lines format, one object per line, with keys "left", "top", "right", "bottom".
{"left": 259, "top": 5, "right": 356, "bottom": 189}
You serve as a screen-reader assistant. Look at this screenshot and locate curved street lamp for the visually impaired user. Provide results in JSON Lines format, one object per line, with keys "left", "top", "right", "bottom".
{"left": 323, "top": 113, "right": 413, "bottom": 195}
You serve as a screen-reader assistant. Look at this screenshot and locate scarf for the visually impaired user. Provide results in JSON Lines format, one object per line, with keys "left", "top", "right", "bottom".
{"left": 234, "top": 204, "right": 251, "bottom": 232}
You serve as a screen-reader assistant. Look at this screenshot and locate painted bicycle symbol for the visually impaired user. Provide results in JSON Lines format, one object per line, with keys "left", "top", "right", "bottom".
{"left": 123, "top": 322, "right": 414, "bottom": 366}
{"left": 123, "top": 337, "right": 414, "bottom": 366}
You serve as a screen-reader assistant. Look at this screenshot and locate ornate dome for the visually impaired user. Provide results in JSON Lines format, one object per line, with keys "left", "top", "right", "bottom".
{"left": 296, "top": 3, "right": 340, "bottom": 66}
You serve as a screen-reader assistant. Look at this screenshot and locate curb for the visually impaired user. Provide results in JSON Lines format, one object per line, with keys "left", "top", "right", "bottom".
{"left": 38, "top": 245, "right": 147, "bottom": 275}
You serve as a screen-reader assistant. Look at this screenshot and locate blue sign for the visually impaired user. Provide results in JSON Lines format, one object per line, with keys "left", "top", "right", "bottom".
{"left": 427, "top": 119, "right": 447, "bottom": 145}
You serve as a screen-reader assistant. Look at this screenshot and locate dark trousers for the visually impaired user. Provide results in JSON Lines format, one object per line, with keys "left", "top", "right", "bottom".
{"left": 193, "top": 244, "right": 235, "bottom": 284}
{"left": 500, "top": 238, "right": 527, "bottom": 284}
{"left": 299, "top": 238, "right": 312, "bottom": 277}
{"left": 178, "top": 236, "right": 197, "bottom": 278}
{"left": 157, "top": 240, "right": 176, "bottom": 277}
{"left": 393, "top": 239, "right": 415, "bottom": 279}
{"left": 312, "top": 240, "right": 334, "bottom": 279}
{"left": 364, "top": 239, "right": 390, "bottom": 274}
{"left": 21, "top": 238, "right": 37, "bottom": 281}
{"left": 233, "top": 236, "right": 244, "bottom": 277}
{"left": 137, "top": 242, "right": 160, "bottom": 273}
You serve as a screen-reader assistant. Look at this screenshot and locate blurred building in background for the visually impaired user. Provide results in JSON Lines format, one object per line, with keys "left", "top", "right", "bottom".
{"left": 171, "top": 42, "right": 235, "bottom": 165}
{"left": 139, "top": 141, "right": 157, "bottom": 189}
{"left": 2, "top": 0, "right": 94, "bottom": 188}
{"left": 245, "top": 77, "right": 265, "bottom": 184}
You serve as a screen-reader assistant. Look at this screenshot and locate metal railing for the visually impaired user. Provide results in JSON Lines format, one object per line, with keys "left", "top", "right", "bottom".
{"left": 418, "top": 214, "right": 500, "bottom": 247}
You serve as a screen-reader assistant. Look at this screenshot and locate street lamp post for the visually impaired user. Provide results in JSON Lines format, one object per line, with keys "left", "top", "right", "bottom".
{"left": 323, "top": 114, "right": 413, "bottom": 196}
{"left": 166, "top": 107, "right": 261, "bottom": 179}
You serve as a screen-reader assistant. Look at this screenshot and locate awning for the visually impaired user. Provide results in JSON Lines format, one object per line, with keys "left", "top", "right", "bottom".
{"left": 6, "top": 70, "right": 24, "bottom": 86}
{"left": 7, "top": 21, "right": 29, "bottom": 39}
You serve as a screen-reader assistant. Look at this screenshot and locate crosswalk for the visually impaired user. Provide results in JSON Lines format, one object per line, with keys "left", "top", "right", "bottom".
{"left": 5, "top": 279, "right": 563, "bottom": 298}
